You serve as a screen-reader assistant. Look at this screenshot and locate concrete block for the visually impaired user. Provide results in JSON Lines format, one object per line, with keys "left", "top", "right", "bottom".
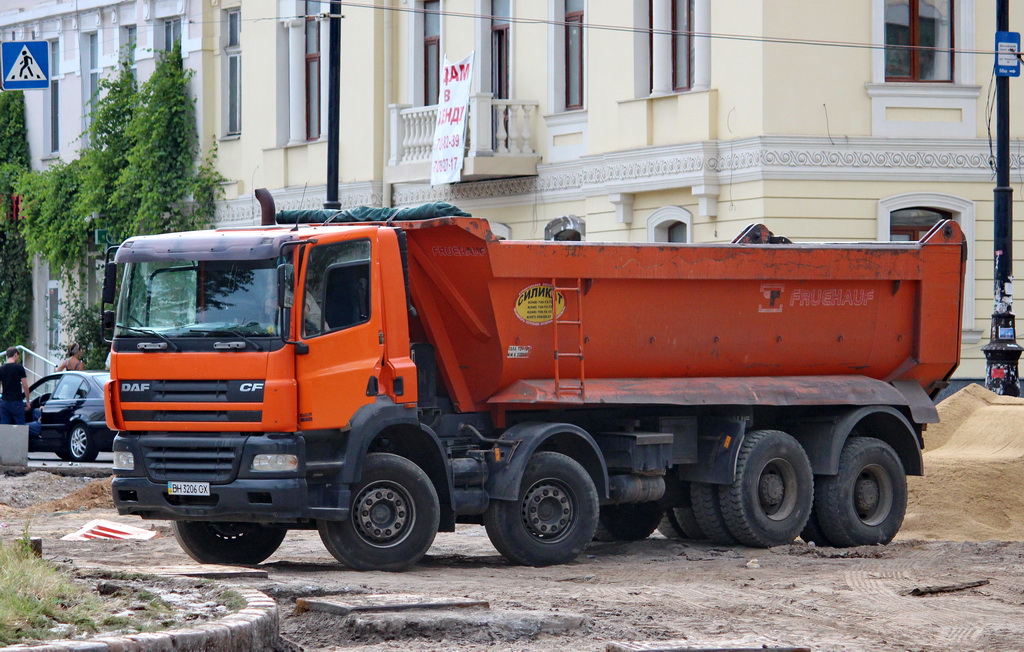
{"left": 0, "top": 424, "right": 28, "bottom": 465}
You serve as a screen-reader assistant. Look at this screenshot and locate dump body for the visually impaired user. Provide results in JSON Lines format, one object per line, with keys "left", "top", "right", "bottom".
{"left": 398, "top": 217, "right": 964, "bottom": 414}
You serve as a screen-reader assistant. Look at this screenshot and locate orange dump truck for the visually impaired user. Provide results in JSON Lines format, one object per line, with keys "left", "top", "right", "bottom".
{"left": 102, "top": 190, "right": 965, "bottom": 570}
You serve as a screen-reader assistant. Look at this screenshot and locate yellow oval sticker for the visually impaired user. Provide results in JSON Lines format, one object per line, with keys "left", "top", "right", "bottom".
{"left": 515, "top": 284, "right": 566, "bottom": 325}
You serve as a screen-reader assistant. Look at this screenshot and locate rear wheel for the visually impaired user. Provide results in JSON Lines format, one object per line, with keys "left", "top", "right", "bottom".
{"left": 690, "top": 482, "right": 739, "bottom": 545}
{"left": 484, "top": 452, "right": 599, "bottom": 566}
{"left": 593, "top": 502, "right": 664, "bottom": 541}
{"left": 718, "top": 430, "right": 813, "bottom": 547}
{"left": 814, "top": 437, "right": 907, "bottom": 547}
{"left": 800, "top": 480, "right": 834, "bottom": 546}
{"left": 657, "top": 482, "right": 707, "bottom": 540}
{"left": 173, "top": 521, "right": 286, "bottom": 565}
{"left": 318, "top": 453, "right": 439, "bottom": 571}
{"left": 67, "top": 424, "right": 98, "bottom": 463}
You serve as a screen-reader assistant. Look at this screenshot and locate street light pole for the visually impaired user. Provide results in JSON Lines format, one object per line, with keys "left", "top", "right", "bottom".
{"left": 982, "top": 0, "right": 1022, "bottom": 395}
{"left": 324, "top": 0, "right": 342, "bottom": 210}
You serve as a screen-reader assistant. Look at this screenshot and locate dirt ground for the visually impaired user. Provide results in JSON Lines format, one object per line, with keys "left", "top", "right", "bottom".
{"left": 3, "top": 385, "right": 1024, "bottom": 651}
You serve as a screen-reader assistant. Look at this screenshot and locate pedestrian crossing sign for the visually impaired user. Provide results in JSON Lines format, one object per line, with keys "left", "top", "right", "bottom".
{"left": 2, "top": 41, "right": 49, "bottom": 90}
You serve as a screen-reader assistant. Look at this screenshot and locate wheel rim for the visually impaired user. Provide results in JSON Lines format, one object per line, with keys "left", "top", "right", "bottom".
{"left": 521, "top": 478, "right": 576, "bottom": 543}
{"left": 352, "top": 480, "right": 414, "bottom": 548}
{"left": 69, "top": 427, "right": 88, "bottom": 459}
{"left": 854, "top": 463, "right": 893, "bottom": 526}
{"left": 757, "top": 457, "right": 799, "bottom": 521}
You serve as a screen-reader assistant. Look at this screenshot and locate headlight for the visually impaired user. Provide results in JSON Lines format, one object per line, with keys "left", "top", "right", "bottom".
{"left": 251, "top": 454, "right": 298, "bottom": 472}
{"left": 112, "top": 451, "right": 135, "bottom": 471}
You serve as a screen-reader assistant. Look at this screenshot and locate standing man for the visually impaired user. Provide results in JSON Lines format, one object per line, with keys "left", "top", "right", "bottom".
{"left": 0, "top": 347, "right": 30, "bottom": 425}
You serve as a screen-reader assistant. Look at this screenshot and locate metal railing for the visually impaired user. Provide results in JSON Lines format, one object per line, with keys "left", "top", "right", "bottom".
{"left": 15, "top": 345, "right": 56, "bottom": 380}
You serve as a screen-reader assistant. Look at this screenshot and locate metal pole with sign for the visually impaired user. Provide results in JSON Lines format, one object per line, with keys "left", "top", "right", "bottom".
{"left": 982, "top": 4, "right": 1022, "bottom": 396}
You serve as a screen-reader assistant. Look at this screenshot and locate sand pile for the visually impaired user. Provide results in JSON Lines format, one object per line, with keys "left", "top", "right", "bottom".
{"left": 900, "top": 383, "right": 1024, "bottom": 541}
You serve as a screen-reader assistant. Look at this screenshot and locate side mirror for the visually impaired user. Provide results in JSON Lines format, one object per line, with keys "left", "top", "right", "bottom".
{"left": 278, "top": 263, "right": 294, "bottom": 309}
{"left": 102, "top": 262, "right": 118, "bottom": 305}
{"left": 102, "top": 310, "right": 116, "bottom": 330}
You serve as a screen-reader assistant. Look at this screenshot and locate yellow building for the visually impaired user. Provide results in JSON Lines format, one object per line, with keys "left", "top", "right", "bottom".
{"left": 1, "top": 0, "right": 1022, "bottom": 381}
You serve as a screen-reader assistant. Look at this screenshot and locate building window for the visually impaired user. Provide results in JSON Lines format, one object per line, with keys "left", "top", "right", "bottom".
{"left": 564, "top": 0, "right": 584, "bottom": 110}
{"left": 648, "top": 0, "right": 692, "bottom": 94}
{"left": 225, "top": 9, "right": 242, "bottom": 136}
{"left": 889, "top": 207, "right": 952, "bottom": 241}
{"left": 122, "top": 25, "right": 137, "bottom": 76}
{"left": 305, "top": 1, "right": 321, "bottom": 140}
{"left": 84, "top": 33, "right": 100, "bottom": 131}
{"left": 884, "top": 0, "right": 953, "bottom": 81}
{"left": 648, "top": 206, "right": 693, "bottom": 243}
{"left": 48, "top": 40, "right": 59, "bottom": 154}
{"left": 423, "top": 0, "right": 440, "bottom": 105}
{"left": 491, "top": 0, "right": 510, "bottom": 100}
{"left": 164, "top": 18, "right": 182, "bottom": 51}
{"left": 545, "top": 215, "right": 586, "bottom": 241}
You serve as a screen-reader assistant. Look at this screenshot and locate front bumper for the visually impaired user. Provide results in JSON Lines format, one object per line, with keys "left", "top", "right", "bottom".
{"left": 111, "top": 432, "right": 351, "bottom": 524}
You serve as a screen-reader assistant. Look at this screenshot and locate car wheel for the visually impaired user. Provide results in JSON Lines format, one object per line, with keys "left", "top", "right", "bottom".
{"left": 67, "top": 423, "right": 99, "bottom": 463}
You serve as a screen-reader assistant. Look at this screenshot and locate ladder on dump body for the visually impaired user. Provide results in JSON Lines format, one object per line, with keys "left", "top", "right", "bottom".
{"left": 551, "top": 278, "right": 585, "bottom": 399}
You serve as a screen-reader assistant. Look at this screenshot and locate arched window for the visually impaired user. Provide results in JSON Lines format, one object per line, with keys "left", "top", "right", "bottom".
{"left": 648, "top": 206, "right": 693, "bottom": 243}
{"left": 545, "top": 215, "right": 585, "bottom": 241}
{"left": 889, "top": 207, "right": 952, "bottom": 241}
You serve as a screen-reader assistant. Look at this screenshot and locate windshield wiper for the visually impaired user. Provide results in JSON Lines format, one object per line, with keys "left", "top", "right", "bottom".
{"left": 185, "top": 328, "right": 264, "bottom": 352}
{"left": 115, "top": 324, "right": 181, "bottom": 351}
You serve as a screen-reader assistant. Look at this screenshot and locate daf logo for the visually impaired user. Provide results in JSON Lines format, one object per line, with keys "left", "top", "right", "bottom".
{"left": 239, "top": 383, "right": 265, "bottom": 392}
{"left": 121, "top": 382, "right": 150, "bottom": 392}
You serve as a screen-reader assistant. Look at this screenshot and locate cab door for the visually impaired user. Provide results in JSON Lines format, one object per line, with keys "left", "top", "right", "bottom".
{"left": 294, "top": 237, "right": 384, "bottom": 430}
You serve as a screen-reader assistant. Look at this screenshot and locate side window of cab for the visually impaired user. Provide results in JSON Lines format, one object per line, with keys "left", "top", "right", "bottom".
{"left": 303, "top": 240, "right": 372, "bottom": 338}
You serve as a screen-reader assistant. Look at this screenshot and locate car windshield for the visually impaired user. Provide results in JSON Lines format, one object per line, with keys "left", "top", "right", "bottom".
{"left": 116, "top": 258, "right": 279, "bottom": 337}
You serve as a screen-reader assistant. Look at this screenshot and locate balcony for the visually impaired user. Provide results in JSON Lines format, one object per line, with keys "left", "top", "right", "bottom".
{"left": 386, "top": 93, "right": 541, "bottom": 184}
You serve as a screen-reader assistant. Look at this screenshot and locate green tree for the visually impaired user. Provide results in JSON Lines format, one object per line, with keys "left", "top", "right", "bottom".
{"left": 0, "top": 91, "right": 32, "bottom": 348}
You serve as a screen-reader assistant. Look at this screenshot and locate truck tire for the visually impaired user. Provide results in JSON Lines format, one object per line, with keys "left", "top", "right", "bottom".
{"left": 690, "top": 482, "right": 739, "bottom": 545}
{"left": 318, "top": 453, "right": 440, "bottom": 571}
{"left": 800, "top": 481, "right": 834, "bottom": 546}
{"left": 813, "top": 437, "right": 907, "bottom": 547}
{"left": 593, "top": 503, "right": 664, "bottom": 541}
{"left": 658, "top": 505, "right": 708, "bottom": 540}
{"left": 484, "top": 451, "right": 599, "bottom": 566}
{"left": 718, "top": 429, "right": 813, "bottom": 547}
{"left": 172, "top": 521, "right": 286, "bottom": 565}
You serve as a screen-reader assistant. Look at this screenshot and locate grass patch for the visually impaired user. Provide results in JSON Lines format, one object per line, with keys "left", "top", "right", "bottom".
{"left": 0, "top": 536, "right": 239, "bottom": 646}
{"left": 0, "top": 535, "right": 104, "bottom": 645}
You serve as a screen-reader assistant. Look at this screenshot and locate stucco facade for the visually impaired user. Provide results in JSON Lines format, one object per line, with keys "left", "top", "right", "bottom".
{"left": 0, "top": 0, "right": 1021, "bottom": 380}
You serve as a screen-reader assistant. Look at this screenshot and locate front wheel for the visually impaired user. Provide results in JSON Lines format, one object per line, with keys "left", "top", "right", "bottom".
{"left": 67, "top": 424, "right": 98, "bottom": 463}
{"left": 318, "top": 453, "right": 440, "bottom": 571}
{"left": 172, "top": 521, "right": 287, "bottom": 565}
{"left": 484, "top": 451, "right": 599, "bottom": 566}
{"left": 813, "top": 437, "right": 907, "bottom": 547}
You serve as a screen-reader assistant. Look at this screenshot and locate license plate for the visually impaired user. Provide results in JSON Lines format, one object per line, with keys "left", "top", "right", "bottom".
{"left": 167, "top": 481, "right": 210, "bottom": 496}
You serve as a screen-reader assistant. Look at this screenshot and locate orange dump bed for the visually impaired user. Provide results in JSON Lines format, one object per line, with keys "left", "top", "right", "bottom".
{"left": 399, "top": 219, "right": 966, "bottom": 414}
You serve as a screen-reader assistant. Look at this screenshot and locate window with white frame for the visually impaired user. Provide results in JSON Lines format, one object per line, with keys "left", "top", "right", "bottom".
{"left": 122, "top": 25, "right": 137, "bottom": 77}
{"left": 884, "top": 0, "right": 953, "bottom": 82}
{"left": 545, "top": 215, "right": 586, "bottom": 241}
{"left": 648, "top": 206, "right": 692, "bottom": 243}
{"left": 305, "top": 1, "right": 321, "bottom": 139}
{"left": 164, "top": 18, "right": 182, "bottom": 51}
{"left": 83, "top": 33, "right": 100, "bottom": 132}
{"left": 423, "top": 0, "right": 441, "bottom": 105}
{"left": 47, "top": 40, "right": 59, "bottom": 154}
{"left": 491, "top": 0, "right": 510, "bottom": 100}
{"left": 225, "top": 9, "right": 242, "bottom": 136}
{"left": 564, "top": 0, "right": 584, "bottom": 110}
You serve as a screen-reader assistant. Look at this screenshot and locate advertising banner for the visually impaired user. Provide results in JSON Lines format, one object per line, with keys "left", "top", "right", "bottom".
{"left": 430, "top": 52, "right": 474, "bottom": 186}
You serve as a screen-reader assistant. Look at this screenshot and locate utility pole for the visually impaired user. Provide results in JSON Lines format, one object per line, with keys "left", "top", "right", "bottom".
{"left": 324, "top": 0, "right": 342, "bottom": 210}
{"left": 982, "top": 0, "right": 1022, "bottom": 395}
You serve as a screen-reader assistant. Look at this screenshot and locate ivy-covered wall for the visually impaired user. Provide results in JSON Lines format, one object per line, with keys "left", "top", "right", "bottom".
{"left": 0, "top": 91, "right": 32, "bottom": 350}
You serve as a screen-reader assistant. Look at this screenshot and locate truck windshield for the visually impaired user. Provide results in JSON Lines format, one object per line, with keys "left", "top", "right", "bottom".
{"left": 117, "top": 258, "right": 280, "bottom": 337}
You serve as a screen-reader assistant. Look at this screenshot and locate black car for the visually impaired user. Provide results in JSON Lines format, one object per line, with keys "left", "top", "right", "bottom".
{"left": 28, "top": 371, "right": 114, "bottom": 463}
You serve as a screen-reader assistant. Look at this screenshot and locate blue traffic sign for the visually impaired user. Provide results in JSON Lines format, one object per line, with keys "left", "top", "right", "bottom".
{"left": 1, "top": 41, "right": 49, "bottom": 90}
{"left": 996, "top": 31, "right": 1021, "bottom": 77}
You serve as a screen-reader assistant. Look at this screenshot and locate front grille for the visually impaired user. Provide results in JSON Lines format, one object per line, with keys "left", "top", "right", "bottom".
{"left": 124, "top": 410, "right": 262, "bottom": 423}
{"left": 119, "top": 380, "right": 265, "bottom": 403}
{"left": 140, "top": 436, "right": 245, "bottom": 482}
